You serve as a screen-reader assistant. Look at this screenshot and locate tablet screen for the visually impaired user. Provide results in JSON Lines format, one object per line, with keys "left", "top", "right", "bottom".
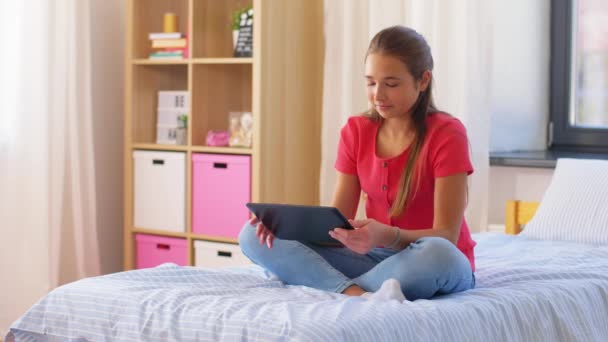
{"left": 245, "top": 203, "right": 354, "bottom": 243}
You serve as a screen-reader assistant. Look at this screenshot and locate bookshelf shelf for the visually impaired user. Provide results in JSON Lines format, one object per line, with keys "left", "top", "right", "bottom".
{"left": 132, "top": 227, "right": 188, "bottom": 238}
{"left": 131, "top": 143, "right": 189, "bottom": 152}
{"left": 124, "top": 0, "right": 324, "bottom": 270}
{"left": 131, "top": 64, "right": 188, "bottom": 144}
{"left": 191, "top": 63, "right": 252, "bottom": 146}
{"left": 192, "top": 0, "right": 252, "bottom": 58}
{"left": 130, "top": 143, "right": 252, "bottom": 155}
{"left": 192, "top": 58, "right": 253, "bottom": 64}
{"left": 131, "top": 0, "right": 189, "bottom": 59}
{"left": 132, "top": 59, "right": 189, "bottom": 65}
{"left": 190, "top": 146, "right": 253, "bottom": 155}
{"left": 190, "top": 233, "right": 239, "bottom": 245}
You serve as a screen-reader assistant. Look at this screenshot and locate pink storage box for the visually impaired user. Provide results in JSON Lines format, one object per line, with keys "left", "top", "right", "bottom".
{"left": 135, "top": 234, "right": 188, "bottom": 269}
{"left": 192, "top": 154, "right": 251, "bottom": 239}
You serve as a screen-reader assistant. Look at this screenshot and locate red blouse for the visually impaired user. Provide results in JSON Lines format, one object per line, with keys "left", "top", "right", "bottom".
{"left": 335, "top": 112, "right": 476, "bottom": 271}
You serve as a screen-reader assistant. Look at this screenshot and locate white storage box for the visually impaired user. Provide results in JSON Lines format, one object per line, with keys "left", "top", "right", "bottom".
{"left": 156, "top": 124, "right": 178, "bottom": 145}
{"left": 133, "top": 151, "right": 185, "bottom": 232}
{"left": 156, "top": 91, "right": 188, "bottom": 145}
{"left": 194, "top": 240, "right": 252, "bottom": 268}
{"left": 157, "top": 108, "right": 187, "bottom": 126}
{"left": 157, "top": 91, "right": 189, "bottom": 109}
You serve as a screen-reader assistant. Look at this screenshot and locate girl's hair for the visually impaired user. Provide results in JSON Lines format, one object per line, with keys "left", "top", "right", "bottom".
{"left": 364, "top": 26, "right": 438, "bottom": 218}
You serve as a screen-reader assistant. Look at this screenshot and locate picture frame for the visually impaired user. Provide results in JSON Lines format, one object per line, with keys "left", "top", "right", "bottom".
{"left": 229, "top": 111, "right": 253, "bottom": 147}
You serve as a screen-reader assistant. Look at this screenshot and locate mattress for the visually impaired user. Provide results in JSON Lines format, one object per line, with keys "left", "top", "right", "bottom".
{"left": 6, "top": 233, "right": 608, "bottom": 341}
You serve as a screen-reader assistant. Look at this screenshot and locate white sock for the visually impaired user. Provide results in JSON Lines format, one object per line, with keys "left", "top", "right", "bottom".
{"left": 361, "top": 278, "right": 406, "bottom": 302}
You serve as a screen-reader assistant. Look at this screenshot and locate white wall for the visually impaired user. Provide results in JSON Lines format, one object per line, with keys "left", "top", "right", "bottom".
{"left": 487, "top": 0, "right": 553, "bottom": 230}
{"left": 91, "top": 0, "right": 125, "bottom": 275}
{"left": 490, "top": 0, "right": 551, "bottom": 152}
{"left": 488, "top": 166, "right": 553, "bottom": 228}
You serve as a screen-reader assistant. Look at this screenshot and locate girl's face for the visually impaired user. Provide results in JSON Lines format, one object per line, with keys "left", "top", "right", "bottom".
{"left": 365, "top": 53, "right": 430, "bottom": 120}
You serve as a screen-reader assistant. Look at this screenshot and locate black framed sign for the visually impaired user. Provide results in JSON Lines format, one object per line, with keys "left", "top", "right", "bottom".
{"left": 234, "top": 9, "right": 253, "bottom": 57}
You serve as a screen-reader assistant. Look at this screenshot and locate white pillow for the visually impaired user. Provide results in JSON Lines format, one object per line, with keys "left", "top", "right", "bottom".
{"left": 521, "top": 158, "right": 608, "bottom": 244}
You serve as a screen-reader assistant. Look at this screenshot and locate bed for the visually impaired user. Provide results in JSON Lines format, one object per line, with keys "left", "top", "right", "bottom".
{"left": 6, "top": 158, "right": 608, "bottom": 341}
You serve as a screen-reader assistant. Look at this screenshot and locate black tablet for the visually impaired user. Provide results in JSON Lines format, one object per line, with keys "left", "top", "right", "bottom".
{"left": 245, "top": 203, "right": 354, "bottom": 244}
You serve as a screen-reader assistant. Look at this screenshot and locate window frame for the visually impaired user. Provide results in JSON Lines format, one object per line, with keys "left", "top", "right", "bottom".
{"left": 550, "top": 0, "right": 608, "bottom": 152}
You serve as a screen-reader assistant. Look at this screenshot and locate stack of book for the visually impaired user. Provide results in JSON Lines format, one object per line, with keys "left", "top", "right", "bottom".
{"left": 149, "top": 32, "right": 188, "bottom": 60}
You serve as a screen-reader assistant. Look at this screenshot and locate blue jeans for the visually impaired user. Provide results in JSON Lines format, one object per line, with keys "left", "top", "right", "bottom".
{"left": 238, "top": 223, "right": 475, "bottom": 300}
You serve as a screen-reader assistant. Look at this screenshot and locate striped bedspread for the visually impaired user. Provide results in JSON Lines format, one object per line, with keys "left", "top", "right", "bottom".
{"left": 6, "top": 233, "right": 608, "bottom": 341}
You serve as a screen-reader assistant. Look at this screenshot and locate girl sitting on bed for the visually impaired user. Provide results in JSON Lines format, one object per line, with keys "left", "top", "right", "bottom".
{"left": 239, "top": 25, "right": 476, "bottom": 302}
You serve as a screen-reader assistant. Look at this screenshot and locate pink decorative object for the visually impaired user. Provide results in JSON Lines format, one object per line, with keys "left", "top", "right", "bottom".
{"left": 135, "top": 234, "right": 188, "bottom": 269}
{"left": 192, "top": 154, "right": 251, "bottom": 239}
{"left": 205, "top": 130, "right": 230, "bottom": 147}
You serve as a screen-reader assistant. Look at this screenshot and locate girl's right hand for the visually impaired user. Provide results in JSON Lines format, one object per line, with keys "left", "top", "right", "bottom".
{"left": 251, "top": 217, "right": 275, "bottom": 248}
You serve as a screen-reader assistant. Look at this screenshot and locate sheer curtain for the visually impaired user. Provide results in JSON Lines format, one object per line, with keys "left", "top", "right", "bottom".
{"left": 0, "top": 0, "right": 100, "bottom": 333}
{"left": 321, "top": 0, "right": 492, "bottom": 232}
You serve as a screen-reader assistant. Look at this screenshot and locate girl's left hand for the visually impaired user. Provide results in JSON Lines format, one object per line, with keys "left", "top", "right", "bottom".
{"left": 329, "top": 218, "right": 387, "bottom": 254}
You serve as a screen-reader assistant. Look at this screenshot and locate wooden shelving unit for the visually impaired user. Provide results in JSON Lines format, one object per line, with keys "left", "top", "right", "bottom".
{"left": 124, "top": 0, "right": 324, "bottom": 269}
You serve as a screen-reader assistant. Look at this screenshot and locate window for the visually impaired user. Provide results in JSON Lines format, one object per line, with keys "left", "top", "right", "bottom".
{"left": 550, "top": 0, "right": 608, "bottom": 151}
